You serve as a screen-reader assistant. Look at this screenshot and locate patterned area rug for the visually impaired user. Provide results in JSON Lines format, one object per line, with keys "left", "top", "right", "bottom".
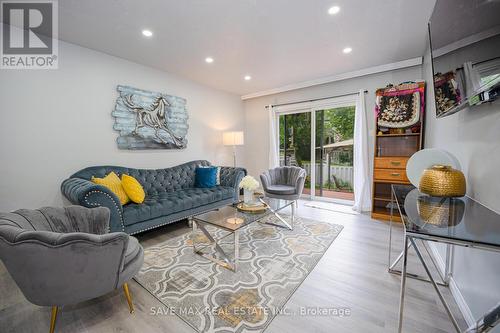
{"left": 135, "top": 214, "right": 343, "bottom": 333}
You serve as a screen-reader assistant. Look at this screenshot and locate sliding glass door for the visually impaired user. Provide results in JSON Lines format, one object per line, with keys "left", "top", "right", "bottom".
{"left": 276, "top": 99, "right": 356, "bottom": 203}
{"left": 314, "top": 107, "right": 355, "bottom": 201}
{"left": 278, "top": 111, "right": 311, "bottom": 195}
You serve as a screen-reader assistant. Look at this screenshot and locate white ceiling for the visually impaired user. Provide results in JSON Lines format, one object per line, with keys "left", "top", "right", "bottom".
{"left": 55, "top": 0, "right": 436, "bottom": 96}
{"left": 430, "top": 0, "right": 500, "bottom": 49}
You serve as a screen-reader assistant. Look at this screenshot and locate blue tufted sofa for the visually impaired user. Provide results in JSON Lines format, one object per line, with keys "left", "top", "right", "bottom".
{"left": 61, "top": 160, "right": 246, "bottom": 235}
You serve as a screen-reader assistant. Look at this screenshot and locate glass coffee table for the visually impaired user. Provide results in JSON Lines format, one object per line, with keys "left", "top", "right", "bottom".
{"left": 188, "top": 197, "right": 295, "bottom": 271}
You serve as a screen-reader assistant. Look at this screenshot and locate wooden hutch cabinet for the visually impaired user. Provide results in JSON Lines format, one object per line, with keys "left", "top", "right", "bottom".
{"left": 371, "top": 82, "right": 425, "bottom": 222}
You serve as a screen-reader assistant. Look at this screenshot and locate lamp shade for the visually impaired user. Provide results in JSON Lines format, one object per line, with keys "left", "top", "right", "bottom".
{"left": 223, "top": 131, "right": 244, "bottom": 146}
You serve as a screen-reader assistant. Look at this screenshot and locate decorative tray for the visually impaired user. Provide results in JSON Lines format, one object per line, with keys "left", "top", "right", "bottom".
{"left": 236, "top": 201, "right": 268, "bottom": 214}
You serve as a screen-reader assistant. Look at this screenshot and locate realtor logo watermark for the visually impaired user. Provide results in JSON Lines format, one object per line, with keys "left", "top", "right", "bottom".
{"left": 1, "top": 0, "right": 58, "bottom": 69}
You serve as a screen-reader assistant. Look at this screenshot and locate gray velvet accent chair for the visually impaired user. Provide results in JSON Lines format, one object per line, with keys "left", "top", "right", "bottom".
{"left": 0, "top": 205, "right": 144, "bottom": 333}
{"left": 260, "top": 166, "right": 307, "bottom": 230}
{"left": 260, "top": 166, "right": 307, "bottom": 202}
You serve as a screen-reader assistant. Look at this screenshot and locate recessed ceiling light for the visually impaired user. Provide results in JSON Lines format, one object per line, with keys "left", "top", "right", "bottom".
{"left": 328, "top": 6, "right": 340, "bottom": 15}
{"left": 343, "top": 47, "right": 352, "bottom": 54}
{"left": 244, "top": 75, "right": 252, "bottom": 81}
{"left": 142, "top": 30, "right": 153, "bottom": 37}
{"left": 205, "top": 57, "right": 214, "bottom": 63}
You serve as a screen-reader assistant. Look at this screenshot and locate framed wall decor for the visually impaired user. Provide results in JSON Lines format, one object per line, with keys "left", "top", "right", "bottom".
{"left": 112, "top": 85, "right": 188, "bottom": 149}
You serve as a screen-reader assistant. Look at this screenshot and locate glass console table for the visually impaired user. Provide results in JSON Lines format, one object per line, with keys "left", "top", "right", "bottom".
{"left": 389, "top": 185, "right": 500, "bottom": 333}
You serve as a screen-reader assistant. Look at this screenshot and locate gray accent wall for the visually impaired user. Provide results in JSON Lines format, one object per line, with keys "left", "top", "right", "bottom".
{"left": 0, "top": 39, "right": 245, "bottom": 211}
{"left": 422, "top": 41, "right": 500, "bottom": 328}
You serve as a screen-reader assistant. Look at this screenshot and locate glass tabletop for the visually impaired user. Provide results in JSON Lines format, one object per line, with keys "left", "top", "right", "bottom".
{"left": 392, "top": 184, "right": 500, "bottom": 249}
{"left": 193, "top": 197, "right": 293, "bottom": 231}
{"left": 260, "top": 196, "right": 293, "bottom": 211}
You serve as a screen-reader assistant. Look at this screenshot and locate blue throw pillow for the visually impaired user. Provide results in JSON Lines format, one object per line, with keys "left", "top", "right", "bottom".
{"left": 195, "top": 167, "right": 217, "bottom": 188}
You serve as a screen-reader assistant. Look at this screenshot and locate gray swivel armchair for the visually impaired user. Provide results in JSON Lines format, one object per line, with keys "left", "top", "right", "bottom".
{"left": 260, "top": 166, "right": 306, "bottom": 229}
{"left": 260, "top": 166, "right": 307, "bottom": 201}
{"left": 0, "top": 205, "right": 144, "bottom": 333}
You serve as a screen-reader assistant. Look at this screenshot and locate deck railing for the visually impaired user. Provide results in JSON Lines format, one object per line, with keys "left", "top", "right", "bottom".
{"left": 302, "top": 163, "right": 353, "bottom": 186}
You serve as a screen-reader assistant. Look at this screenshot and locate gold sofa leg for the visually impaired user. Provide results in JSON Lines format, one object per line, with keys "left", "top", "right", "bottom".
{"left": 123, "top": 283, "right": 134, "bottom": 313}
{"left": 49, "top": 306, "right": 58, "bottom": 333}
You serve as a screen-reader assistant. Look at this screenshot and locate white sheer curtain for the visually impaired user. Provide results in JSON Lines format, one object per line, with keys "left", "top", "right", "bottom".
{"left": 268, "top": 105, "right": 279, "bottom": 169}
{"left": 463, "top": 61, "right": 481, "bottom": 98}
{"left": 352, "top": 90, "right": 371, "bottom": 212}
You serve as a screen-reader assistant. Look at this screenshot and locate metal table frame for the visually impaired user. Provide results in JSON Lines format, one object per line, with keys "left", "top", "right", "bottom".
{"left": 388, "top": 188, "right": 454, "bottom": 288}
{"left": 389, "top": 186, "right": 500, "bottom": 333}
{"left": 189, "top": 199, "right": 295, "bottom": 272}
{"left": 190, "top": 217, "right": 241, "bottom": 271}
{"left": 258, "top": 197, "right": 295, "bottom": 231}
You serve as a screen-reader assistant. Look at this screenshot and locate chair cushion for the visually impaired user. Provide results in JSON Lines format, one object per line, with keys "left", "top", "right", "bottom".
{"left": 119, "top": 237, "right": 144, "bottom": 286}
{"left": 125, "top": 236, "right": 141, "bottom": 263}
{"left": 266, "top": 185, "right": 296, "bottom": 195}
{"left": 122, "top": 186, "right": 234, "bottom": 226}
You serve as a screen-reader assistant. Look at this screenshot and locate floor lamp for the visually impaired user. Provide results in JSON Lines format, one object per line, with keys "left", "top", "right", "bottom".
{"left": 223, "top": 131, "right": 244, "bottom": 167}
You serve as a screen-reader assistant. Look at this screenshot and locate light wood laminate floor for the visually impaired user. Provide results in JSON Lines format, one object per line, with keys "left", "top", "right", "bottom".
{"left": 0, "top": 200, "right": 466, "bottom": 332}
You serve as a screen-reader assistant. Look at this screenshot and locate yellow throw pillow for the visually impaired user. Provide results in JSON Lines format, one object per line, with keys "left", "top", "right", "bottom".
{"left": 121, "top": 174, "right": 145, "bottom": 204}
{"left": 91, "top": 171, "right": 130, "bottom": 205}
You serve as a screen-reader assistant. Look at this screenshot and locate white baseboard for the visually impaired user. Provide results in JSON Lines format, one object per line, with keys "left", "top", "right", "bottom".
{"left": 427, "top": 242, "right": 476, "bottom": 327}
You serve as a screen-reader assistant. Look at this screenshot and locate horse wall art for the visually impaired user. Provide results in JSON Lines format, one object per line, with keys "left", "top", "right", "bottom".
{"left": 112, "top": 85, "right": 188, "bottom": 149}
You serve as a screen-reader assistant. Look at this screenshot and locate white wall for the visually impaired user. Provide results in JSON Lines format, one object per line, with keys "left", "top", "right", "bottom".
{"left": 0, "top": 40, "right": 245, "bottom": 211}
{"left": 242, "top": 66, "right": 423, "bottom": 178}
{"left": 423, "top": 39, "right": 500, "bottom": 328}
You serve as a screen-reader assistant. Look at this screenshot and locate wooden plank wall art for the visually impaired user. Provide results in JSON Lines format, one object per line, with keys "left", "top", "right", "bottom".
{"left": 112, "top": 85, "right": 188, "bottom": 149}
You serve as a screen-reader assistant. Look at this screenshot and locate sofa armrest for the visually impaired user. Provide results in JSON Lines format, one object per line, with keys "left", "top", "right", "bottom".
{"left": 61, "top": 178, "right": 125, "bottom": 233}
{"left": 0, "top": 230, "right": 129, "bottom": 306}
{"left": 294, "top": 169, "right": 307, "bottom": 195}
{"left": 260, "top": 171, "right": 271, "bottom": 192}
{"left": 220, "top": 167, "right": 247, "bottom": 202}
{"left": 60, "top": 206, "right": 110, "bottom": 235}
{"left": 295, "top": 175, "right": 306, "bottom": 196}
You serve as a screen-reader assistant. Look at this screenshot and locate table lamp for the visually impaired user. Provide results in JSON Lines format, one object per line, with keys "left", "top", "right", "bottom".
{"left": 223, "top": 131, "right": 244, "bottom": 167}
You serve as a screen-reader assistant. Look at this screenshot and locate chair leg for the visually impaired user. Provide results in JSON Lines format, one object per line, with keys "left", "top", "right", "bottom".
{"left": 49, "top": 306, "right": 58, "bottom": 333}
{"left": 123, "top": 283, "right": 135, "bottom": 314}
